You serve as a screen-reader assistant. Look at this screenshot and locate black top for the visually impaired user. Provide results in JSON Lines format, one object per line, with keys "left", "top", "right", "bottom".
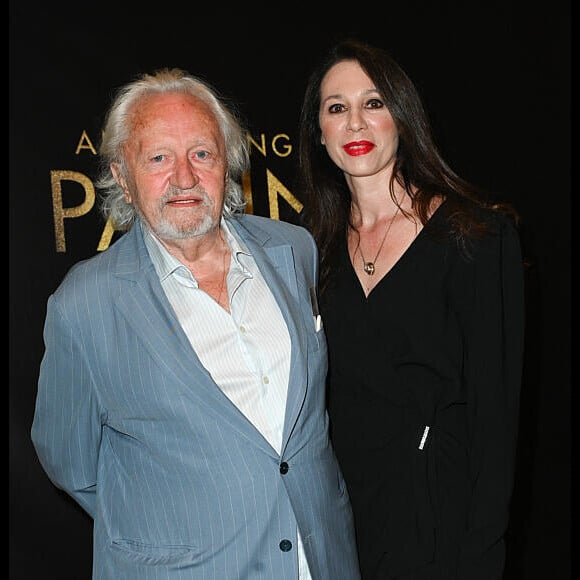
{"left": 321, "top": 201, "right": 525, "bottom": 580}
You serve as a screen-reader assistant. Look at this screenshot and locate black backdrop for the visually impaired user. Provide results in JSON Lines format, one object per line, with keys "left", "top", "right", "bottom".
{"left": 9, "top": 2, "right": 571, "bottom": 578}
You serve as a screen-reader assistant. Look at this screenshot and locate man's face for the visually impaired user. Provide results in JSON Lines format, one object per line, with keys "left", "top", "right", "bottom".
{"left": 115, "top": 91, "right": 227, "bottom": 240}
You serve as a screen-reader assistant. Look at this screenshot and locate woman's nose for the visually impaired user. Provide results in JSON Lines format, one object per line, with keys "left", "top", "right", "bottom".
{"left": 346, "top": 110, "right": 367, "bottom": 132}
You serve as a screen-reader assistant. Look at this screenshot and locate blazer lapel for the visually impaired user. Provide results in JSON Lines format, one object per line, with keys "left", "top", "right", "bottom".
{"left": 229, "top": 219, "right": 310, "bottom": 452}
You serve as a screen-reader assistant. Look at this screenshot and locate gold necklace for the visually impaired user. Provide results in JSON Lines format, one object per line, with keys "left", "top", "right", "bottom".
{"left": 354, "top": 205, "right": 401, "bottom": 276}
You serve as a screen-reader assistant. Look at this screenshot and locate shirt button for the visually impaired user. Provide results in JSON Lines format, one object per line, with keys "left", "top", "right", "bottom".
{"left": 263, "top": 376, "right": 269, "bottom": 384}
{"left": 279, "top": 539, "right": 292, "bottom": 552}
{"left": 279, "top": 462, "right": 289, "bottom": 474}
{"left": 239, "top": 325, "right": 246, "bottom": 333}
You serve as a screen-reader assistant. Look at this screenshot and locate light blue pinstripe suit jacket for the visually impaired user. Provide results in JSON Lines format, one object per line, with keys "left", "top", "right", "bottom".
{"left": 31, "top": 214, "right": 361, "bottom": 580}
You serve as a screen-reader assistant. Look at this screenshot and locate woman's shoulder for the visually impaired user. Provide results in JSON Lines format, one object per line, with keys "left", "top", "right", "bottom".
{"left": 434, "top": 196, "right": 518, "bottom": 233}
{"left": 424, "top": 197, "right": 521, "bottom": 267}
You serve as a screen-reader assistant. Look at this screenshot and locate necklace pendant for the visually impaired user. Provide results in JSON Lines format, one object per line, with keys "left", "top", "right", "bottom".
{"left": 363, "top": 262, "right": 375, "bottom": 275}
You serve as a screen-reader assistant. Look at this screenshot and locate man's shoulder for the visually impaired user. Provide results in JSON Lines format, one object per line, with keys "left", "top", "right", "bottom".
{"left": 55, "top": 228, "right": 137, "bottom": 294}
{"left": 233, "top": 213, "right": 311, "bottom": 242}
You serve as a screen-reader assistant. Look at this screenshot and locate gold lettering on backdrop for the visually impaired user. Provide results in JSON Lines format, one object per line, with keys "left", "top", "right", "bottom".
{"left": 247, "top": 133, "right": 292, "bottom": 158}
{"left": 248, "top": 133, "right": 267, "bottom": 156}
{"left": 267, "top": 169, "right": 303, "bottom": 219}
{"left": 97, "top": 218, "right": 117, "bottom": 252}
{"left": 73, "top": 131, "right": 290, "bottom": 158}
{"left": 51, "top": 170, "right": 95, "bottom": 252}
{"left": 75, "top": 130, "right": 98, "bottom": 155}
{"left": 271, "top": 134, "right": 292, "bottom": 157}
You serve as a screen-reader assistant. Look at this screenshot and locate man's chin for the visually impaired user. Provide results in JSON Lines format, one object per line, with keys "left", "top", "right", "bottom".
{"left": 150, "top": 218, "right": 216, "bottom": 240}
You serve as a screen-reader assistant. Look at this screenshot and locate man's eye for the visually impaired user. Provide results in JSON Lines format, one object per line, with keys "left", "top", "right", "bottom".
{"left": 152, "top": 155, "right": 164, "bottom": 163}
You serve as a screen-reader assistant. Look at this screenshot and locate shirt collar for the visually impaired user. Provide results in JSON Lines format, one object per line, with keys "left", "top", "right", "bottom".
{"left": 222, "top": 218, "right": 251, "bottom": 271}
{"left": 141, "top": 217, "right": 252, "bottom": 283}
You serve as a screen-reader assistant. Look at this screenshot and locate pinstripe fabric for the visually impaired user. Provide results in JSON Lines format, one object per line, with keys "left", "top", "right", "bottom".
{"left": 31, "top": 214, "right": 361, "bottom": 580}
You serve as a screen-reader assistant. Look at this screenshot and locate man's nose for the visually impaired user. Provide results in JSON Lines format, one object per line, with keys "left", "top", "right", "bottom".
{"left": 171, "top": 158, "right": 200, "bottom": 190}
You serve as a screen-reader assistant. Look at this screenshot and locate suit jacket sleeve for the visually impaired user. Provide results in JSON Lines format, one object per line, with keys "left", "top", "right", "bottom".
{"left": 31, "top": 277, "right": 102, "bottom": 518}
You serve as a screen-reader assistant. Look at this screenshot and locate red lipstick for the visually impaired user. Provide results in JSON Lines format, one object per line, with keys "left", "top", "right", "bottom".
{"left": 343, "top": 141, "right": 375, "bottom": 156}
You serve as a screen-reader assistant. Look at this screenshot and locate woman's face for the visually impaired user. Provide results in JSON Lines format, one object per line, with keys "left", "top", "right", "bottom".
{"left": 318, "top": 59, "right": 399, "bottom": 180}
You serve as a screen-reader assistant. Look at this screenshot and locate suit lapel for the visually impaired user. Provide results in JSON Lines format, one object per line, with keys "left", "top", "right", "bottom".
{"left": 229, "top": 219, "right": 309, "bottom": 452}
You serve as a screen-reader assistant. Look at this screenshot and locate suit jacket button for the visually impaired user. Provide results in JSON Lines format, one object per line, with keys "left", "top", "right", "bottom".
{"left": 279, "top": 539, "right": 292, "bottom": 552}
{"left": 279, "top": 461, "right": 289, "bottom": 474}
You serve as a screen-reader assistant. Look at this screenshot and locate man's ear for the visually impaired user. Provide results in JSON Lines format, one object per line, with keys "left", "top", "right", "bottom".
{"left": 111, "top": 163, "right": 131, "bottom": 202}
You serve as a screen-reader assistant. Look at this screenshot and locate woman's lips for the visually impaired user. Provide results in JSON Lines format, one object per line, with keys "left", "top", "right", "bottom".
{"left": 343, "top": 141, "right": 375, "bottom": 156}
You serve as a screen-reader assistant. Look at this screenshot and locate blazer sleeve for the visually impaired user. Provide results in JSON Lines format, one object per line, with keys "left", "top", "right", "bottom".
{"left": 457, "top": 216, "right": 525, "bottom": 579}
{"left": 31, "top": 290, "right": 102, "bottom": 518}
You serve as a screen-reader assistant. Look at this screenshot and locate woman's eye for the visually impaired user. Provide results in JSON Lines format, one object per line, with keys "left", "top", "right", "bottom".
{"left": 195, "top": 150, "right": 209, "bottom": 160}
{"left": 328, "top": 103, "right": 345, "bottom": 114}
{"left": 366, "top": 99, "right": 384, "bottom": 109}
